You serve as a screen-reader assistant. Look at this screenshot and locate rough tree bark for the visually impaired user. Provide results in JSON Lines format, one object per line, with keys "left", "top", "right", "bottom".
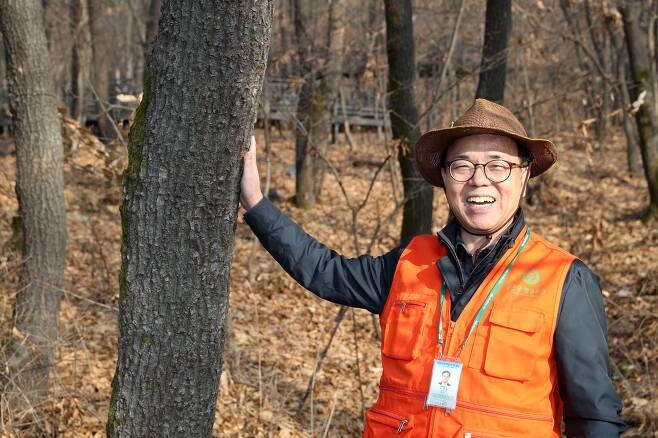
{"left": 107, "top": 0, "right": 273, "bottom": 437}
{"left": 144, "top": 0, "right": 162, "bottom": 58}
{"left": 621, "top": 4, "right": 658, "bottom": 224}
{"left": 475, "top": 0, "right": 511, "bottom": 104}
{"left": 0, "top": 0, "right": 68, "bottom": 407}
{"left": 106, "top": 1, "right": 274, "bottom": 436}
{"left": 384, "top": 0, "right": 433, "bottom": 242}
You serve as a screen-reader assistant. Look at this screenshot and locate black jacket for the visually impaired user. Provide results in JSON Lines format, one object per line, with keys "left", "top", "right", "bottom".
{"left": 245, "top": 197, "right": 624, "bottom": 437}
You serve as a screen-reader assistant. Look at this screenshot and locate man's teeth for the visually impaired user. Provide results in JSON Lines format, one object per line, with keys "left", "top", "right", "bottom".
{"left": 467, "top": 196, "right": 495, "bottom": 204}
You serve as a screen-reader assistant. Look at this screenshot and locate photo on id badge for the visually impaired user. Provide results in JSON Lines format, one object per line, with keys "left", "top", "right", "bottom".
{"left": 427, "top": 359, "right": 462, "bottom": 409}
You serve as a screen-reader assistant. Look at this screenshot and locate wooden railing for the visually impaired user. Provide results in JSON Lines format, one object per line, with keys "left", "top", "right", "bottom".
{"left": 0, "top": 78, "right": 386, "bottom": 133}
{"left": 259, "top": 78, "right": 385, "bottom": 130}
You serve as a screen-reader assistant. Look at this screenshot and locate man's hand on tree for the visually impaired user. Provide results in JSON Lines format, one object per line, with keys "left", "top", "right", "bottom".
{"left": 240, "top": 135, "right": 264, "bottom": 211}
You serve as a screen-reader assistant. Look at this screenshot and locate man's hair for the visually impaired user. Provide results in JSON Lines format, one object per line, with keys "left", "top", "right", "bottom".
{"left": 439, "top": 139, "right": 533, "bottom": 167}
{"left": 518, "top": 143, "right": 532, "bottom": 166}
{"left": 442, "top": 370, "right": 451, "bottom": 377}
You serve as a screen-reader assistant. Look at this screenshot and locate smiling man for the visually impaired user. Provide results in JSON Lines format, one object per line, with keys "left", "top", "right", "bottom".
{"left": 240, "top": 99, "right": 624, "bottom": 437}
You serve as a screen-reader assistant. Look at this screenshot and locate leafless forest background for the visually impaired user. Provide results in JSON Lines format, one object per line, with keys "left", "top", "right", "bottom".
{"left": 0, "top": 0, "right": 657, "bottom": 436}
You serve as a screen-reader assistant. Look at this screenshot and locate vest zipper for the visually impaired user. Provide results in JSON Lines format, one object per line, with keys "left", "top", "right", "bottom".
{"left": 463, "top": 432, "right": 508, "bottom": 438}
{"left": 368, "top": 406, "right": 410, "bottom": 432}
{"left": 456, "top": 400, "right": 552, "bottom": 422}
{"left": 380, "top": 384, "right": 425, "bottom": 400}
{"left": 379, "top": 386, "right": 553, "bottom": 422}
{"left": 395, "top": 300, "right": 426, "bottom": 313}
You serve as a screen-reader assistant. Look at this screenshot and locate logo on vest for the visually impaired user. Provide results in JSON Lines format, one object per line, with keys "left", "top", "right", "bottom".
{"left": 521, "top": 269, "right": 540, "bottom": 285}
{"left": 507, "top": 269, "right": 546, "bottom": 296}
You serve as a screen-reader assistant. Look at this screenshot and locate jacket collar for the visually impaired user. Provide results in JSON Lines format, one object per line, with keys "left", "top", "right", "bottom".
{"left": 437, "top": 208, "right": 526, "bottom": 253}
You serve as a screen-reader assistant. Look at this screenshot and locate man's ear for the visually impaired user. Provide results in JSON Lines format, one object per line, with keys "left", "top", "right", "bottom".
{"left": 521, "top": 169, "right": 531, "bottom": 198}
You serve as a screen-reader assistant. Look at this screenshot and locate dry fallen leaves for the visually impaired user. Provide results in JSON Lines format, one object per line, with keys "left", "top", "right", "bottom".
{"left": 0, "top": 119, "right": 656, "bottom": 437}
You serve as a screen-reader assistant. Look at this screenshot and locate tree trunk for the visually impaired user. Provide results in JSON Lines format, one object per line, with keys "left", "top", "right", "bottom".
{"left": 144, "top": 0, "right": 162, "bottom": 60}
{"left": 312, "top": 0, "right": 346, "bottom": 200}
{"left": 293, "top": 0, "right": 344, "bottom": 207}
{"left": 0, "top": 0, "right": 67, "bottom": 408}
{"left": 278, "top": 0, "right": 294, "bottom": 77}
{"left": 607, "top": 17, "right": 642, "bottom": 175}
{"left": 560, "top": 0, "right": 588, "bottom": 72}
{"left": 621, "top": 62, "right": 642, "bottom": 175}
{"left": 106, "top": 1, "right": 274, "bottom": 436}
{"left": 621, "top": 4, "right": 658, "bottom": 224}
{"left": 69, "top": 0, "right": 89, "bottom": 121}
{"left": 384, "top": 0, "right": 433, "bottom": 242}
{"left": 88, "top": 0, "right": 117, "bottom": 142}
{"left": 560, "top": 0, "right": 596, "bottom": 122}
{"left": 584, "top": 0, "right": 612, "bottom": 139}
{"left": 475, "top": 0, "right": 511, "bottom": 104}
{"left": 293, "top": 0, "right": 317, "bottom": 208}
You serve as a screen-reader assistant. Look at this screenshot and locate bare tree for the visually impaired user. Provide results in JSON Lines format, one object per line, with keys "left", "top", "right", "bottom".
{"left": 584, "top": 0, "right": 614, "bottom": 138}
{"left": 475, "top": 0, "right": 511, "bottom": 104}
{"left": 606, "top": 11, "right": 642, "bottom": 175}
{"left": 144, "top": 0, "right": 162, "bottom": 58}
{"left": 106, "top": 1, "right": 274, "bottom": 436}
{"left": 293, "top": 0, "right": 319, "bottom": 208}
{"left": 620, "top": 3, "right": 658, "bottom": 224}
{"left": 88, "top": 0, "right": 118, "bottom": 142}
{"left": 312, "top": 0, "right": 346, "bottom": 200}
{"left": 293, "top": 0, "right": 346, "bottom": 208}
{"left": 384, "top": 0, "right": 433, "bottom": 242}
{"left": 0, "top": 0, "right": 67, "bottom": 407}
{"left": 69, "top": 0, "right": 90, "bottom": 121}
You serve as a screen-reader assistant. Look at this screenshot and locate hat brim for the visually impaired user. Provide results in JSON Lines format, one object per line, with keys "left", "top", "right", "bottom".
{"left": 415, "top": 126, "right": 557, "bottom": 187}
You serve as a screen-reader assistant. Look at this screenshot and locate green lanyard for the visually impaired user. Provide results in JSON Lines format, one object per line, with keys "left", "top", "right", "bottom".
{"left": 437, "top": 228, "right": 531, "bottom": 358}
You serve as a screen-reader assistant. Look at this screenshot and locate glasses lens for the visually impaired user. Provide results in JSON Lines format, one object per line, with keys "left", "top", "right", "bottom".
{"left": 485, "top": 160, "right": 512, "bottom": 182}
{"left": 449, "top": 160, "right": 474, "bottom": 182}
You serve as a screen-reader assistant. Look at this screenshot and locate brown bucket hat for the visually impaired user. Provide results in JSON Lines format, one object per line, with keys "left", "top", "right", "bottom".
{"left": 415, "top": 98, "right": 557, "bottom": 187}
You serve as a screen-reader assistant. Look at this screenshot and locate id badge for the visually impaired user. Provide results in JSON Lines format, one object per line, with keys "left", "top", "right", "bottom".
{"left": 426, "top": 359, "right": 463, "bottom": 409}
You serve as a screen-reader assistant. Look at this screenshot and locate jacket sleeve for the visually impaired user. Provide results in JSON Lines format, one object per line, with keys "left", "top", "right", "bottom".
{"left": 554, "top": 260, "right": 625, "bottom": 437}
{"left": 243, "top": 197, "right": 403, "bottom": 314}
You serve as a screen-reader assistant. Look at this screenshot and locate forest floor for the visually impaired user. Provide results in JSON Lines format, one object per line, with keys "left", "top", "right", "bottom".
{"left": 0, "top": 119, "right": 657, "bottom": 437}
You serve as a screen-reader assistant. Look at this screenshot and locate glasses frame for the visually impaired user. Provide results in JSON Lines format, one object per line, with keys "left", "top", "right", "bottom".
{"left": 445, "top": 158, "right": 529, "bottom": 183}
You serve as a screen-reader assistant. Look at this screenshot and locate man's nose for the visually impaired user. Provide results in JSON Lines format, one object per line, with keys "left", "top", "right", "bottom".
{"left": 469, "top": 164, "right": 489, "bottom": 185}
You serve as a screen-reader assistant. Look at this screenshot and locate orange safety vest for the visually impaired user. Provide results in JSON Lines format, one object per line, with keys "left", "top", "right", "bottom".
{"left": 363, "top": 226, "right": 576, "bottom": 438}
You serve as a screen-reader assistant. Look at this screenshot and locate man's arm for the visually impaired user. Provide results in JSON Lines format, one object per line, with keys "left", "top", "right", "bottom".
{"left": 554, "top": 260, "right": 625, "bottom": 437}
{"left": 244, "top": 197, "right": 402, "bottom": 313}
{"left": 240, "top": 135, "right": 402, "bottom": 314}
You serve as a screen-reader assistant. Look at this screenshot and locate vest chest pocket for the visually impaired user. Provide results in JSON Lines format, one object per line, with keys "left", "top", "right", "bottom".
{"left": 482, "top": 308, "right": 545, "bottom": 382}
{"left": 382, "top": 298, "right": 430, "bottom": 361}
{"left": 364, "top": 407, "right": 414, "bottom": 435}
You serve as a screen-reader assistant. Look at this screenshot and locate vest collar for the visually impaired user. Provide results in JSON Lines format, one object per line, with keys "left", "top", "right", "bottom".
{"left": 437, "top": 208, "right": 526, "bottom": 253}
{"left": 435, "top": 209, "right": 526, "bottom": 316}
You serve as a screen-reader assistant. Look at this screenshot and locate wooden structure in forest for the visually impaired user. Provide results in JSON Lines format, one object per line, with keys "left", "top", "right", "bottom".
{"left": 260, "top": 78, "right": 385, "bottom": 133}
{"left": 0, "top": 77, "right": 385, "bottom": 137}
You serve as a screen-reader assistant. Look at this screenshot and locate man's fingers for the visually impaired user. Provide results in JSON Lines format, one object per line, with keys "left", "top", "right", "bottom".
{"left": 240, "top": 135, "right": 263, "bottom": 210}
{"left": 247, "top": 135, "right": 256, "bottom": 156}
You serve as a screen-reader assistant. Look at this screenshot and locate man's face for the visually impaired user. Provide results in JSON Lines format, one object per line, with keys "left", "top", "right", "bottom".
{"left": 440, "top": 134, "right": 529, "bottom": 234}
{"left": 441, "top": 372, "right": 450, "bottom": 383}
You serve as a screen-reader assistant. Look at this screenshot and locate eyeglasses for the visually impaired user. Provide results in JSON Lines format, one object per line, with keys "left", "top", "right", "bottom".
{"left": 446, "top": 159, "right": 528, "bottom": 183}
